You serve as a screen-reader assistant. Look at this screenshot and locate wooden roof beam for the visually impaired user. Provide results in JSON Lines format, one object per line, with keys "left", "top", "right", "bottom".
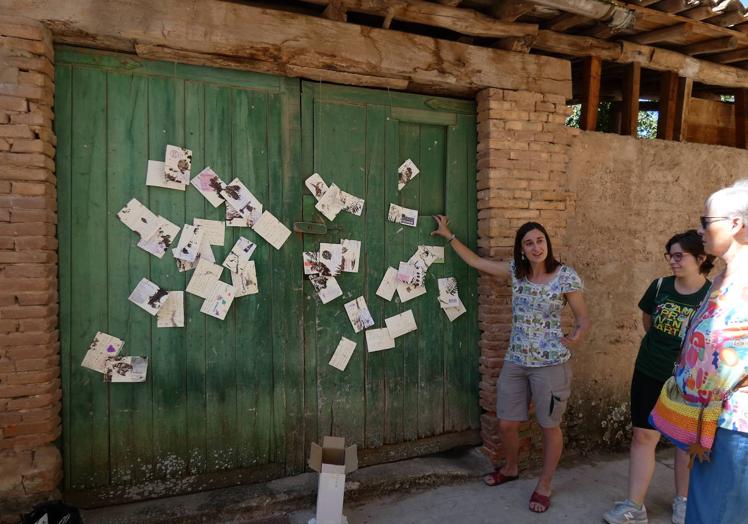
{"left": 323, "top": 0, "right": 347, "bottom": 21}
{"left": 629, "top": 22, "right": 693, "bottom": 44}
{"left": 681, "top": 35, "right": 738, "bottom": 55}
{"left": 650, "top": 0, "right": 699, "bottom": 14}
{"left": 712, "top": 47, "right": 748, "bottom": 63}
{"left": 708, "top": 9, "right": 748, "bottom": 27}
{"left": 298, "top": 0, "right": 539, "bottom": 38}
{"left": 544, "top": 12, "right": 591, "bottom": 31}
{"left": 492, "top": 0, "right": 535, "bottom": 22}
{"left": 681, "top": 5, "right": 717, "bottom": 20}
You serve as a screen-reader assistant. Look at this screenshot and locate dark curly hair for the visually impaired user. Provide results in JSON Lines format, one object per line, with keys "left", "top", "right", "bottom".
{"left": 666, "top": 229, "right": 715, "bottom": 275}
{"left": 513, "top": 222, "right": 561, "bottom": 280}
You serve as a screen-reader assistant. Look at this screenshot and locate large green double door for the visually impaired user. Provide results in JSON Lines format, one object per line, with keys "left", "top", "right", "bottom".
{"left": 56, "top": 48, "right": 478, "bottom": 504}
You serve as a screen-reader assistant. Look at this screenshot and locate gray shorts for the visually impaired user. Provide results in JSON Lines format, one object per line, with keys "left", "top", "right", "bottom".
{"left": 496, "top": 360, "right": 573, "bottom": 428}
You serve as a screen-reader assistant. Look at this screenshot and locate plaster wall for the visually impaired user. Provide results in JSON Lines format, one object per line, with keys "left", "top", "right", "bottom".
{"left": 562, "top": 131, "right": 748, "bottom": 449}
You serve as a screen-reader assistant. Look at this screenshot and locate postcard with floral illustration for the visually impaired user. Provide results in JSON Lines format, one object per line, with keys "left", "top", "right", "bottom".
{"left": 191, "top": 167, "right": 227, "bottom": 207}
{"left": 146, "top": 159, "right": 185, "bottom": 191}
{"left": 308, "top": 274, "right": 343, "bottom": 304}
{"left": 344, "top": 296, "right": 375, "bottom": 333}
{"left": 387, "top": 203, "right": 418, "bottom": 227}
{"left": 128, "top": 278, "right": 169, "bottom": 316}
{"left": 117, "top": 198, "right": 160, "bottom": 239}
{"left": 305, "top": 173, "right": 329, "bottom": 201}
{"left": 81, "top": 331, "right": 124, "bottom": 374}
{"left": 105, "top": 356, "right": 148, "bottom": 383}
{"left": 315, "top": 183, "right": 346, "bottom": 221}
{"left": 341, "top": 239, "right": 361, "bottom": 273}
{"left": 397, "top": 159, "right": 420, "bottom": 191}
{"left": 231, "top": 259, "right": 259, "bottom": 297}
{"left": 438, "top": 277, "right": 460, "bottom": 308}
{"left": 137, "top": 216, "right": 181, "bottom": 259}
{"left": 200, "top": 281, "right": 235, "bottom": 320}
{"left": 319, "top": 242, "right": 343, "bottom": 276}
{"left": 164, "top": 145, "right": 192, "bottom": 186}
{"left": 223, "top": 237, "right": 257, "bottom": 273}
{"left": 157, "top": 291, "right": 184, "bottom": 328}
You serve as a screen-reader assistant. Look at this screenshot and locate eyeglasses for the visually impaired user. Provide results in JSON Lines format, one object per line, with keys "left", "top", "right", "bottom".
{"left": 664, "top": 252, "right": 691, "bottom": 263}
{"left": 700, "top": 216, "right": 731, "bottom": 229}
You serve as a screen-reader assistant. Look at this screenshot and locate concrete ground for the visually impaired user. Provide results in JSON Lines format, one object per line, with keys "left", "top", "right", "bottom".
{"left": 81, "top": 447, "right": 680, "bottom": 524}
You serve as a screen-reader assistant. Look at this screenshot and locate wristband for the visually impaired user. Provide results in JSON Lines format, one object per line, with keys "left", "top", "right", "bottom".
{"left": 447, "top": 233, "right": 456, "bottom": 243}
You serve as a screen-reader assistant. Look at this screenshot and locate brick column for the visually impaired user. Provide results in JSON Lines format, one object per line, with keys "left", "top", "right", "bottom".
{"left": 475, "top": 88, "right": 577, "bottom": 467}
{"left": 0, "top": 15, "right": 62, "bottom": 521}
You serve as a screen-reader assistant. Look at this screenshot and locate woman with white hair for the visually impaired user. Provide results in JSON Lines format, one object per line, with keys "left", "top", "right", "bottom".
{"left": 674, "top": 179, "right": 748, "bottom": 524}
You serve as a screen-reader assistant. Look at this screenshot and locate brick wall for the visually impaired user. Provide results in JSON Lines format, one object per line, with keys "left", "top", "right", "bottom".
{"left": 475, "top": 88, "right": 576, "bottom": 467}
{"left": 0, "top": 15, "right": 62, "bottom": 522}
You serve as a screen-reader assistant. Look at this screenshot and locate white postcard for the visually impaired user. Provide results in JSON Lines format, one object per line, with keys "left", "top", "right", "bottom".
{"left": 305, "top": 173, "right": 329, "bottom": 201}
{"left": 344, "top": 296, "right": 375, "bottom": 333}
{"left": 397, "top": 280, "right": 427, "bottom": 303}
{"left": 172, "top": 224, "right": 205, "bottom": 263}
{"left": 329, "top": 337, "right": 356, "bottom": 371}
{"left": 319, "top": 242, "right": 343, "bottom": 276}
{"left": 223, "top": 236, "right": 257, "bottom": 273}
{"left": 186, "top": 258, "right": 223, "bottom": 299}
{"left": 366, "top": 328, "right": 395, "bottom": 353}
{"left": 376, "top": 267, "right": 399, "bottom": 301}
{"left": 105, "top": 356, "right": 148, "bottom": 383}
{"left": 438, "top": 277, "right": 460, "bottom": 308}
{"left": 397, "top": 261, "right": 425, "bottom": 287}
{"left": 193, "top": 218, "right": 225, "bottom": 246}
{"left": 81, "top": 332, "right": 124, "bottom": 374}
{"left": 137, "top": 216, "right": 181, "bottom": 259}
{"left": 200, "top": 281, "right": 235, "bottom": 320}
{"left": 252, "top": 211, "right": 291, "bottom": 250}
{"left": 387, "top": 203, "right": 418, "bottom": 227}
{"left": 146, "top": 159, "right": 185, "bottom": 191}
{"left": 341, "top": 239, "right": 361, "bottom": 273}
{"left": 309, "top": 274, "right": 343, "bottom": 304}
{"left": 303, "top": 251, "right": 323, "bottom": 275}
{"left": 128, "top": 278, "right": 169, "bottom": 316}
{"left": 176, "top": 238, "right": 214, "bottom": 272}
{"left": 220, "top": 178, "right": 257, "bottom": 212}
{"left": 157, "top": 291, "right": 184, "bottom": 328}
{"left": 385, "top": 310, "right": 418, "bottom": 338}
{"left": 164, "top": 145, "right": 192, "bottom": 186}
{"left": 397, "top": 159, "right": 420, "bottom": 191}
{"left": 117, "top": 198, "right": 160, "bottom": 239}
{"left": 443, "top": 297, "right": 467, "bottom": 322}
{"left": 409, "top": 245, "right": 441, "bottom": 270}
{"left": 231, "top": 259, "right": 259, "bottom": 297}
{"left": 191, "top": 167, "right": 226, "bottom": 207}
{"left": 340, "top": 190, "right": 365, "bottom": 216}
{"left": 315, "top": 183, "right": 346, "bottom": 221}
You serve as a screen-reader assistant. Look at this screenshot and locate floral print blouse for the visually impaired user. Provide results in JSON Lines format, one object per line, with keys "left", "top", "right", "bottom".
{"left": 675, "top": 276, "right": 748, "bottom": 433}
{"left": 506, "top": 261, "right": 583, "bottom": 368}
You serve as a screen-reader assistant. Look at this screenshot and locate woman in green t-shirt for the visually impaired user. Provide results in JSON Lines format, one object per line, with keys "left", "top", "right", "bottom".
{"left": 603, "top": 230, "right": 714, "bottom": 524}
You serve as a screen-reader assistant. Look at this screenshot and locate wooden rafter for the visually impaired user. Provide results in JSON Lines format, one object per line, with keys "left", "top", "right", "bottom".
{"left": 681, "top": 36, "right": 738, "bottom": 54}
{"left": 580, "top": 56, "right": 602, "bottom": 131}
{"left": 673, "top": 77, "right": 693, "bottom": 141}
{"left": 298, "top": 0, "right": 538, "bottom": 38}
{"left": 650, "top": 0, "right": 699, "bottom": 14}
{"left": 657, "top": 71, "right": 680, "bottom": 139}
{"left": 621, "top": 62, "right": 641, "bottom": 136}
{"left": 323, "top": 0, "right": 347, "bottom": 21}
{"left": 712, "top": 47, "right": 748, "bottom": 63}
{"left": 492, "top": 0, "right": 535, "bottom": 22}
{"left": 544, "top": 12, "right": 591, "bottom": 32}
{"left": 629, "top": 22, "right": 693, "bottom": 44}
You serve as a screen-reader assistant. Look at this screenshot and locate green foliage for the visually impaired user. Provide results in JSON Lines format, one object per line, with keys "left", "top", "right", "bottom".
{"left": 564, "top": 103, "right": 658, "bottom": 139}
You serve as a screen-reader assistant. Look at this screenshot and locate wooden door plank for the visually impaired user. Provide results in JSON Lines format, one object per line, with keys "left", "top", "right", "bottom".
{"left": 183, "top": 81, "right": 208, "bottom": 476}
{"left": 657, "top": 71, "right": 679, "bottom": 140}
{"left": 580, "top": 56, "right": 602, "bottom": 131}
{"left": 416, "top": 125, "right": 446, "bottom": 439}
{"left": 398, "top": 122, "right": 421, "bottom": 442}
{"left": 55, "top": 64, "right": 74, "bottom": 490}
{"left": 621, "top": 62, "right": 641, "bottom": 136}
{"left": 276, "top": 77, "right": 305, "bottom": 473}
{"left": 68, "top": 67, "right": 110, "bottom": 489}
{"left": 363, "top": 104, "right": 387, "bottom": 450}
{"left": 233, "top": 89, "right": 274, "bottom": 468}
{"left": 674, "top": 77, "right": 693, "bottom": 141}
{"left": 204, "top": 85, "right": 238, "bottom": 472}
{"left": 382, "top": 117, "right": 405, "bottom": 445}
{"left": 146, "top": 76, "right": 188, "bottom": 480}
{"left": 105, "top": 72, "right": 154, "bottom": 487}
{"left": 444, "top": 118, "right": 469, "bottom": 432}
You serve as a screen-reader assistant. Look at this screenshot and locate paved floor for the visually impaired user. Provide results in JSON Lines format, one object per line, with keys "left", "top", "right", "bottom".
{"left": 289, "top": 450, "right": 679, "bottom": 524}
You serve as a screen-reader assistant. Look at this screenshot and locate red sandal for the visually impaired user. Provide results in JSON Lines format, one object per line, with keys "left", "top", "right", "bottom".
{"left": 482, "top": 470, "right": 519, "bottom": 486}
{"left": 529, "top": 490, "right": 551, "bottom": 513}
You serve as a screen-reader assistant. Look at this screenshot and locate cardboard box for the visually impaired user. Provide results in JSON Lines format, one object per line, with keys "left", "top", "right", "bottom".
{"left": 308, "top": 436, "right": 358, "bottom": 524}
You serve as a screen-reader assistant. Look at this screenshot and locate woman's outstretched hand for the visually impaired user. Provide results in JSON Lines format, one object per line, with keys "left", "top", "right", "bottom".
{"left": 431, "top": 215, "right": 452, "bottom": 239}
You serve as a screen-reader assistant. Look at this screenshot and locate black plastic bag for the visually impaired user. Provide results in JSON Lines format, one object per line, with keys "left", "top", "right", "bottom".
{"left": 20, "top": 500, "right": 81, "bottom": 524}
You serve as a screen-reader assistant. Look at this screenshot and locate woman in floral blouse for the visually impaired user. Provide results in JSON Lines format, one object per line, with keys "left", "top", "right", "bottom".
{"left": 677, "top": 180, "right": 748, "bottom": 524}
{"left": 432, "top": 217, "right": 589, "bottom": 514}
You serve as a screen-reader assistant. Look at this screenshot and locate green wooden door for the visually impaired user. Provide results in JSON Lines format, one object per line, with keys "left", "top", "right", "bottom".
{"left": 300, "top": 82, "right": 480, "bottom": 463}
{"left": 56, "top": 48, "right": 304, "bottom": 503}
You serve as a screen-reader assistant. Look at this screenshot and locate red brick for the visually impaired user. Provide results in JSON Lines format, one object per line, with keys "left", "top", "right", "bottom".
{"left": 9, "top": 111, "right": 52, "bottom": 128}
{"left": 0, "top": 331, "right": 57, "bottom": 347}
{"left": 2, "top": 417, "right": 60, "bottom": 438}
{"left": 11, "top": 182, "right": 50, "bottom": 196}
{"left": 0, "top": 19, "right": 48, "bottom": 42}
{"left": 15, "top": 291, "right": 57, "bottom": 306}
{"left": 0, "top": 96, "right": 28, "bottom": 112}
{"left": 20, "top": 405, "right": 60, "bottom": 424}
{"left": 10, "top": 139, "right": 55, "bottom": 157}
{"left": 0, "top": 152, "right": 55, "bottom": 171}
{"left": 13, "top": 357, "right": 58, "bottom": 372}
{"left": 0, "top": 429, "right": 60, "bottom": 450}
{"left": 0, "top": 124, "right": 34, "bottom": 139}
{"left": 17, "top": 317, "right": 57, "bottom": 332}
{"left": 11, "top": 208, "right": 57, "bottom": 223}
{"left": 4, "top": 342, "right": 59, "bottom": 360}
{"left": 0, "top": 165, "right": 54, "bottom": 182}
{"left": 14, "top": 237, "right": 57, "bottom": 250}
{"left": 0, "top": 277, "right": 55, "bottom": 292}
{"left": 0, "top": 181, "right": 9, "bottom": 193}
{"left": 0, "top": 319, "right": 19, "bottom": 333}
{"left": 0, "top": 250, "right": 55, "bottom": 263}
{"left": 0, "top": 412, "right": 22, "bottom": 425}
{"left": 0, "top": 379, "right": 59, "bottom": 399}
{"left": 0, "top": 195, "right": 55, "bottom": 209}
{"left": 0, "top": 369, "right": 59, "bottom": 386}
{"left": 6, "top": 390, "right": 60, "bottom": 411}
{"left": 0, "top": 264, "right": 55, "bottom": 278}
{"left": 0, "top": 305, "right": 57, "bottom": 320}
{"left": 0, "top": 222, "right": 55, "bottom": 236}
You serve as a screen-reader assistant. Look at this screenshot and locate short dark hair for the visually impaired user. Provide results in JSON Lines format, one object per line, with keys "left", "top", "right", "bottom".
{"left": 513, "top": 222, "right": 561, "bottom": 279}
{"left": 666, "top": 229, "right": 715, "bottom": 275}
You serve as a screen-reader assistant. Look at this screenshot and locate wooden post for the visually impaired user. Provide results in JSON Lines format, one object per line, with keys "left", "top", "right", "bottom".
{"left": 735, "top": 88, "right": 748, "bottom": 149}
{"left": 580, "top": 56, "right": 602, "bottom": 131}
{"left": 657, "top": 71, "right": 679, "bottom": 140}
{"left": 673, "top": 77, "right": 693, "bottom": 141}
{"left": 621, "top": 62, "right": 641, "bottom": 136}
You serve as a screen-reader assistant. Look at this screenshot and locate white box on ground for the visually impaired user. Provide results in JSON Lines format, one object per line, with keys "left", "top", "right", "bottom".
{"left": 308, "top": 436, "right": 358, "bottom": 524}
